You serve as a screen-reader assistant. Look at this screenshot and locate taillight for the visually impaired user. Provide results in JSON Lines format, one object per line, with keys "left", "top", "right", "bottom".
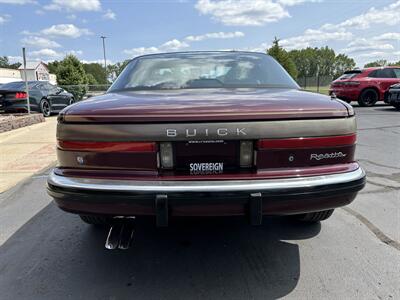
{"left": 159, "top": 142, "right": 174, "bottom": 169}
{"left": 258, "top": 134, "right": 356, "bottom": 149}
{"left": 57, "top": 140, "right": 157, "bottom": 152}
{"left": 344, "top": 81, "right": 360, "bottom": 86}
{"left": 240, "top": 141, "right": 254, "bottom": 167}
{"left": 333, "top": 81, "right": 360, "bottom": 86}
{"left": 15, "top": 92, "right": 27, "bottom": 99}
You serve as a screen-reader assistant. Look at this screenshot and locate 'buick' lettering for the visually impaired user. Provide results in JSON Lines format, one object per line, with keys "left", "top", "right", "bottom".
{"left": 166, "top": 128, "right": 247, "bottom": 138}
{"left": 310, "top": 152, "right": 347, "bottom": 161}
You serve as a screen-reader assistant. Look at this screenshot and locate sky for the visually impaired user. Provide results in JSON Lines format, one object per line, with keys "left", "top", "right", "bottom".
{"left": 0, "top": 0, "right": 399, "bottom": 67}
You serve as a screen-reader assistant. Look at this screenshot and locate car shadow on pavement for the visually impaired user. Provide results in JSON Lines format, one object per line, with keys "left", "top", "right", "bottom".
{"left": 0, "top": 203, "right": 321, "bottom": 300}
{"left": 370, "top": 107, "right": 399, "bottom": 112}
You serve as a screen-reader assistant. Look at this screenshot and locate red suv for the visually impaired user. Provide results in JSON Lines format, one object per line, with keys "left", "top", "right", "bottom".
{"left": 330, "top": 66, "right": 400, "bottom": 107}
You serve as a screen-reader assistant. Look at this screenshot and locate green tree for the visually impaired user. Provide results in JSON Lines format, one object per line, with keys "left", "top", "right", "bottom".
{"left": 0, "top": 56, "right": 21, "bottom": 69}
{"left": 289, "top": 48, "right": 318, "bottom": 85}
{"left": 267, "top": 38, "right": 298, "bottom": 79}
{"left": 388, "top": 60, "right": 400, "bottom": 67}
{"left": 83, "top": 63, "right": 107, "bottom": 84}
{"left": 107, "top": 59, "right": 130, "bottom": 81}
{"left": 288, "top": 47, "right": 356, "bottom": 85}
{"left": 53, "top": 55, "right": 89, "bottom": 99}
{"left": 332, "top": 53, "right": 356, "bottom": 79}
{"left": 315, "top": 46, "right": 336, "bottom": 77}
{"left": 86, "top": 73, "right": 98, "bottom": 85}
{"left": 47, "top": 61, "right": 60, "bottom": 74}
{"left": 364, "top": 60, "right": 387, "bottom": 68}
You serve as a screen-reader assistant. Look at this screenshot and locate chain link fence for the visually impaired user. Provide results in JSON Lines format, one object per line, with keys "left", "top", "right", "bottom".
{"left": 296, "top": 76, "right": 334, "bottom": 95}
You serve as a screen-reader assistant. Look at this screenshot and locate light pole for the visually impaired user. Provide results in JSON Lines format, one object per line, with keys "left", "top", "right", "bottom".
{"left": 22, "top": 47, "right": 30, "bottom": 114}
{"left": 100, "top": 36, "right": 107, "bottom": 72}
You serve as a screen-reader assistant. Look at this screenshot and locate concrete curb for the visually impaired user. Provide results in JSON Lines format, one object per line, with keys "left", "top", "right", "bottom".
{"left": 0, "top": 113, "right": 45, "bottom": 133}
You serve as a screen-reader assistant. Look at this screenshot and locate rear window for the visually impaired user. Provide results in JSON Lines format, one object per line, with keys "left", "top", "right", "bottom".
{"left": 337, "top": 70, "right": 361, "bottom": 80}
{"left": 338, "top": 73, "right": 358, "bottom": 80}
{"left": 109, "top": 52, "right": 300, "bottom": 92}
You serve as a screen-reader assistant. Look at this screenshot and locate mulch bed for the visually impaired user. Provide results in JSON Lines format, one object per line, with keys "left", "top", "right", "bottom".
{"left": 0, "top": 113, "right": 45, "bottom": 133}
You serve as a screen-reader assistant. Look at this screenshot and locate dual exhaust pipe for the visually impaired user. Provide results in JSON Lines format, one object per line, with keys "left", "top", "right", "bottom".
{"left": 105, "top": 217, "right": 135, "bottom": 250}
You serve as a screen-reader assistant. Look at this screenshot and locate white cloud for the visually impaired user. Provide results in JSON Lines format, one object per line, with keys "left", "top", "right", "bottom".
{"left": 342, "top": 43, "right": 394, "bottom": 54}
{"left": 28, "top": 48, "right": 83, "bottom": 61}
{"left": 0, "top": 0, "right": 36, "bottom": 4}
{"left": 372, "top": 32, "right": 400, "bottom": 42}
{"left": 195, "top": 0, "right": 321, "bottom": 26}
{"left": 65, "top": 50, "right": 83, "bottom": 56}
{"left": 260, "top": 0, "right": 400, "bottom": 55}
{"left": 41, "top": 24, "right": 92, "bottom": 38}
{"left": 195, "top": 0, "right": 289, "bottom": 26}
{"left": 67, "top": 14, "right": 77, "bottom": 20}
{"left": 44, "top": 0, "right": 101, "bottom": 11}
{"left": 185, "top": 31, "right": 244, "bottom": 42}
{"left": 123, "top": 39, "right": 189, "bottom": 57}
{"left": 123, "top": 46, "right": 160, "bottom": 57}
{"left": 0, "top": 14, "right": 11, "bottom": 24}
{"left": 340, "top": 33, "right": 399, "bottom": 59}
{"left": 21, "top": 36, "right": 61, "bottom": 48}
{"left": 103, "top": 9, "right": 116, "bottom": 20}
{"left": 7, "top": 56, "right": 23, "bottom": 63}
{"left": 81, "top": 59, "right": 114, "bottom": 65}
{"left": 358, "top": 51, "right": 392, "bottom": 59}
{"left": 280, "top": 28, "right": 353, "bottom": 50}
{"left": 160, "top": 39, "right": 189, "bottom": 51}
{"left": 30, "top": 48, "right": 63, "bottom": 59}
{"left": 247, "top": 42, "right": 271, "bottom": 53}
{"left": 278, "top": 0, "right": 320, "bottom": 6}
{"left": 321, "top": 1, "right": 400, "bottom": 31}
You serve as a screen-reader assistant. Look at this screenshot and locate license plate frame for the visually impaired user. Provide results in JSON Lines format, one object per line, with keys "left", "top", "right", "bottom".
{"left": 173, "top": 140, "right": 241, "bottom": 174}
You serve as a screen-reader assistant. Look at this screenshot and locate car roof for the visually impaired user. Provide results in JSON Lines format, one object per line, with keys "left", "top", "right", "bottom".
{"left": 363, "top": 66, "right": 400, "bottom": 72}
{"left": 130, "top": 50, "right": 270, "bottom": 60}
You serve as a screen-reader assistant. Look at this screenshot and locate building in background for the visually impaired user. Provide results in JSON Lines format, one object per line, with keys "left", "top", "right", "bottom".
{"left": 0, "top": 68, "right": 22, "bottom": 84}
{"left": 0, "top": 61, "right": 57, "bottom": 85}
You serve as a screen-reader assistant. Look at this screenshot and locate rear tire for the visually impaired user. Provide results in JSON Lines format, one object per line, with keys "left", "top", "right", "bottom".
{"left": 393, "top": 104, "right": 400, "bottom": 110}
{"left": 295, "top": 209, "right": 334, "bottom": 223}
{"left": 358, "top": 89, "right": 378, "bottom": 107}
{"left": 79, "top": 215, "right": 112, "bottom": 226}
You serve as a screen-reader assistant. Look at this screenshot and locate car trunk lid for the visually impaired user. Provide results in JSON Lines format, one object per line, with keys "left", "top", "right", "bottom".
{"left": 62, "top": 88, "right": 350, "bottom": 123}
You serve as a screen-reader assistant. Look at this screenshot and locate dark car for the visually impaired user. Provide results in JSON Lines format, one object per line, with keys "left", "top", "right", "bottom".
{"left": 385, "top": 83, "right": 400, "bottom": 110}
{"left": 329, "top": 67, "right": 400, "bottom": 107}
{"left": 47, "top": 51, "right": 365, "bottom": 235}
{"left": 0, "top": 81, "right": 75, "bottom": 117}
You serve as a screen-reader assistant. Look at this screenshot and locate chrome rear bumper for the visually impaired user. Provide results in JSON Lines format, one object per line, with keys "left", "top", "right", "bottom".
{"left": 47, "top": 167, "right": 366, "bottom": 225}
{"left": 48, "top": 167, "right": 365, "bottom": 194}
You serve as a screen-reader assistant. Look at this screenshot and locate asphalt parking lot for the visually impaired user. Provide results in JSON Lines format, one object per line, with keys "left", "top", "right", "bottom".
{"left": 0, "top": 105, "right": 399, "bottom": 300}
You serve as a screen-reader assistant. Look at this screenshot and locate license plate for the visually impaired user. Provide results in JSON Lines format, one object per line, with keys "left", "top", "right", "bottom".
{"left": 174, "top": 140, "right": 240, "bottom": 174}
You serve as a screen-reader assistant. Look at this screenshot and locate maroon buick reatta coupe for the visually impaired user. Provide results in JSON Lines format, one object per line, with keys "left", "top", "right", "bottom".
{"left": 47, "top": 51, "right": 366, "bottom": 228}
